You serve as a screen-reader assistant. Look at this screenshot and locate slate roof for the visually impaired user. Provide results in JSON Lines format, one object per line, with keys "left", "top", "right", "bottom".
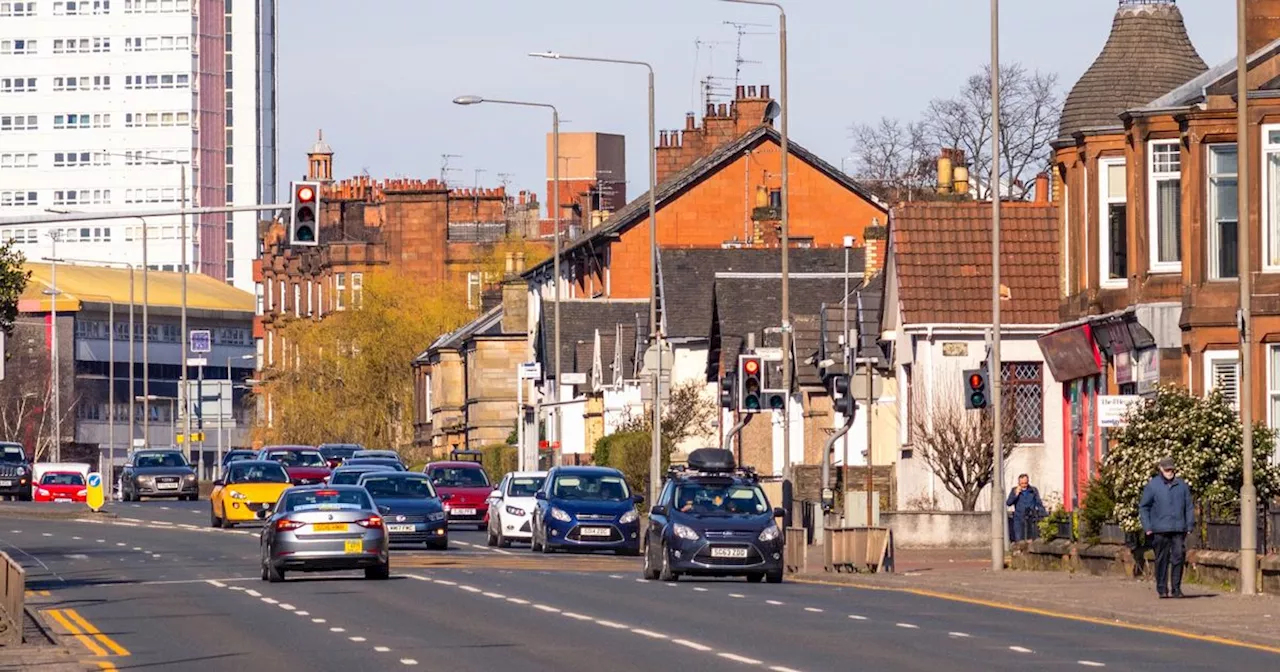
{"left": 537, "top": 299, "right": 650, "bottom": 379}
{"left": 1136, "top": 36, "right": 1280, "bottom": 111}
{"left": 890, "top": 202, "right": 1059, "bottom": 326}
{"left": 418, "top": 305, "right": 504, "bottom": 362}
{"left": 1057, "top": 1, "right": 1206, "bottom": 141}
{"left": 523, "top": 126, "right": 887, "bottom": 278}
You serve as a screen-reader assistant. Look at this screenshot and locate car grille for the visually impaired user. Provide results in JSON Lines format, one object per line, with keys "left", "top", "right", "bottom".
{"left": 247, "top": 502, "right": 272, "bottom": 512}
{"left": 0, "top": 465, "right": 23, "bottom": 478}
{"left": 156, "top": 476, "right": 180, "bottom": 485}
{"left": 566, "top": 524, "right": 622, "bottom": 542}
{"left": 576, "top": 513, "right": 615, "bottom": 522}
{"left": 693, "top": 543, "right": 762, "bottom": 566}
{"left": 704, "top": 530, "right": 755, "bottom": 540}
{"left": 387, "top": 514, "right": 428, "bottom": 524}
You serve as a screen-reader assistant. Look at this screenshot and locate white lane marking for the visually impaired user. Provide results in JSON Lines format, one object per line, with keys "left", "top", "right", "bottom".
{"left": 506, "top": 598, "right": 530, "bottom": 605}
{"left": 228, "top": 586, "right": 246, "bottom": 591}
{"left": 312, "top": 618, "right": 326, "bottom": 623}
{"left": 63, "top": 554, "right": 89, "bottom": 560}
{"left": 896, "top": 623, "right": 918, "bottom": 629}
{"left": 434, "top": 579, "right": 457, "bottom": 586}
{"left": 404, "top": 574, "right": 431, "bottom": 582}
{"left": 804, "top": 607, "right": 823, "bottom": 613}
{"left": 42, "top": 533, "right": 52, "bottom": 537}
{"left": 533, "top": 605, "right": 560, "bottom": 613}
{"left": 770, "top": 667, "right": 803, "bottom": 672}
{"left": 131, "top": 547, "right": 142, "bottom": 551}
{"left": 949, "top": 632, "right": 970, "bottom": 638}
{"left": 458, "top": 585, "right": 482, "bottom": 593}
{"left": 631, "top": 629, "right": 668, "bottom": 639}
{"left": 673, "top": 639, "right": 713, "bottom": 652}
{"left": 116, "top": 542, "right": 126, "bottom": 546}
{"left": 245, "top": 590, "right": 262, "bottom": 597}
{"left": 1009, "top": 646, "right": 1033, "bottom": 654}
{"left": 693, "top": 587, "right": 708, "bottom": 592}
{"left": 151, "top": 554, "right": 162, "bottom": 558}
{"left": 482, "top": 592, "right": 505, "bottom": 599}
{"left": 400, "top": 659, "right": 418, "bottom": 666}
{"left": 635, "top": 578, "right": 646, "bottom": 583}
{"left": 728, "top": 593, "right": 745, "bottom": 598}
{"left": 295, "top": 611, "right": 310, "bottom": 616}
{"left": 279, "top": 604, "right": 295, "bottom": 611}
{"left": 8, "top": 530, "right": 18, "bottom": 534}
{"left": 1078, "top": 662, "right": 1106, "bottom": 668}
{"left": 718, "top": 653, "right": 762, "bottom": 665}
{"left": 71, "top": 536, "right": 81, "bottom": 540}
{"left": 766, "top": 600, "right": 784, "bottom": 605}
{"left": 261, "top": 597, "right": 278, "bottom": 605}
{"left": 349, "top": 636, "right": 366, "bottom": 642}
{"left": 609, "top": 574, "right": 624, "bottom": 579}
{"left": 454, "top": 541, "right": 473, "bottom": 547}
{"left": 206, "top": 580, "right": 227, "bottom": 588}
{"left": 596, "top": 620, "right": 629, "bottom": 629}
{"left": 161, "top": 506, "right": 170, "bottom": 510}
{"left": 562, "top": 612, "right": 592, "bottom": 621}
{"left": 330, "top": 627, "right": 346, "bottom": 633}
{"left": 96, "top": 539, "right": 105, "bottom": 543}
{"left": 374, "top": 646, "right": 390, "bottom": 652}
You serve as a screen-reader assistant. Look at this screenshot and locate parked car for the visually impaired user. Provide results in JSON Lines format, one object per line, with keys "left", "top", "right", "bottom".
{"left": 32, "top": 463, "right": 91, "bottom": 503}
{"left": 318, "top": 443, "right": 363, "bottom": 470}
{"left": 258, "top": 485, "right": 390, "bottom": 582}
{"left": 327, "top": 464, "right": 399, "bottom": 486}
{"left": 120, "top": 450, "right": 199, "bottom": 501}
{"left": 359, "top": 471, "right": 449, "bottom": 549}
{"left": 210, "top": 460, "right": 292, "bottom": 528}
{"left": 531, "top": 466, "right": 643, "bottom": 555}
{"left": 486, "top": 471, "right": 547, "bottom": 547}
{"left": 256, "top": 446, "right": 331, "bottom": 486}
{"left": 423, "top": 460, "right": 492, "bottom": 530}
{"left": 643, "top": 448, "right": 785, "bottom": 583}
{"left": 0, "top": 442, "right": 32, "bottom": 501}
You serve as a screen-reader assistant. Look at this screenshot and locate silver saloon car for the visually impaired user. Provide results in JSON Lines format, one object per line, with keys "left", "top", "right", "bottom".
{"left": 258, "top": 485, "right": 390, "bottom": 582}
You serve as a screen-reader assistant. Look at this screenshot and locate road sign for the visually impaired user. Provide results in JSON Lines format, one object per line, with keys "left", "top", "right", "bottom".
{"left": 518, "top": 362, "right": 542, "bottom": 380}
{"left": 186, "top": 357, "right": 208, "bottom": 367}
{"left": 86, "top": 472, "right": 104, "bottom": 512}
{"left": 562, "top": 372, "right": 587, "bottom": 385}
{"left": 190, "top": 329, "right": 212, "bottom": 354}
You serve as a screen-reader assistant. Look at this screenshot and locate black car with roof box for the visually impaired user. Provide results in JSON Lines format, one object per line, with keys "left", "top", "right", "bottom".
{"left": 643, "top": 448, "right": 786, "bottom": 583}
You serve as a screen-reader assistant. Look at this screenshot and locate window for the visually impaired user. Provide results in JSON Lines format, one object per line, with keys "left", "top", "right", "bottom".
{"left": 277, "top": 280, "right": 284, "bottom": 312}
{"left": 0, "top": 115, "right": 38, "bottom": 132}
{"left": 1148, "top": 140, "right": 1182, "bottom": 272}
{"left": 123, "top": 149, "right": 186, "bottom": 166}
{"left": 1264, "top": 127, "right": 1280, "bottom": 270}
{"left": 54, "top": 1, "right": 109, "bottom": 14}
{"left": 0, "top": 77, "right": 36, "bottom": 93}
{"left": 53, "top": 37, "right": 110, "bottom": 54}
{"left": 1205, "top": 351, "right": 1240, "bottom": 410}
{"left": 263, "top": 279, "right": 272, "bottom": 315}
{"left": 292, "top": 283, "right": 300, "bottom": 317}
{"left": 124, "top": 73, "right": 189, "bottom": 90}
{"left": 53, "top": 189, "right": 110, "bottom": 206}
{"left": 124, "top": 35, "right": 189, "bottom": 52}
{"left": 1207, "top": 144, "right": 1239, "bottom": 280}
{"left": 124, "top": 111, "right": 190, "bottom": 128}
{"left": 53, "top": 113, "right": 110, "bottom": 130}
{"left": 0, "top": 2, "right": 37, "bottom": 16}
{"left": 466, "top": 271, "right": 484, "bottom": 309}
{"left": 351, "top": 273, "right": 363, "bottom": 309}
{"left": 1267, "top": 346, "right": 1280, "bottom": 452}
{"left": 1001, "top": 363, "right": 1044, "bottom": 443}
{"left": 0, "top": 191, "right": 38, "bottom": 207}
{"left": 0, "top": 39, "right": 37, "bottom": 55}
{"left": 123, "top": 0, "right": 188, "bottom": 12}
{"left": 1099, "top": 158, "right": 1127, "bottom": 286}
{"left": 53, "top": 151, "right": 107, "bottom": 168}
{"left": 53, "top": 75, "right": 110, "bottom": 92}
{"left": 125, "top": 188, "right": 181, "bottom": 204}
{"left": 0, "top": 153, "right": 38, "bottom": 169}
{"left": 335, "top": 273, "right": 346, "bottom": 311}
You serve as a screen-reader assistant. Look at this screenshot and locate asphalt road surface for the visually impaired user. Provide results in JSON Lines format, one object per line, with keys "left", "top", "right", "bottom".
{"left": 4, "top": 499, "right": 1278, "bottom": 671}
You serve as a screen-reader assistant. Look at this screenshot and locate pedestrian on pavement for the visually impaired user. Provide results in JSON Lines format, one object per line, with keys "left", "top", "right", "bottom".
{"left": 1005, "top": 474, "right": 1046, "bottom": 542}
{"left": 1139, "top": 457, "right": 1195, "bottom": 599}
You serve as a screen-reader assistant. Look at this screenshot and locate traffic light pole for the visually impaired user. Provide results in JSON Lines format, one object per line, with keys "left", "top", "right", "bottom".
{"left": 722, "top": 414, "right": 752, "bottom": 452}
{"left": 820, "top": 411, "right": 855, "bottom": 549}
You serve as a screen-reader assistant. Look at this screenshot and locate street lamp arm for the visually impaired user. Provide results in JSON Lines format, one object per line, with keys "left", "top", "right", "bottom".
{"left": 459, "top": 97, "right": 558, "bottom": 114}
{"left": 529, "top": 52, "right": 653, "bottom": 74}
{"left": 720, "top": 0, "right": 784, "bottom": 15}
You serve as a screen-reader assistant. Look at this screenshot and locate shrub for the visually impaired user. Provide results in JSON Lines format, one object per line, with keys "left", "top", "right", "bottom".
{"left": 479, "top": 443, "right": 517, "bottom": 481}
{"left": 1079, "top": 470, "right": 1117, "bottom": 542}
{"left": 1038, "top": 504, "right": 1072, "bottom": 541}
{"left": 593, "top": 431, "right": 667, "bottom": 495}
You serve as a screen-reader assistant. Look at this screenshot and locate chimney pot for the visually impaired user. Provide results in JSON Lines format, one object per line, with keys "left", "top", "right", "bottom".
{"left": 761, "top": 84, "right": 770, "bottom": 99}
{"left": 685, "top": 112, "right": 696, "bottom": 130}
{"left": 748, "top": 85, "right": 758, "bottom": 97}
{"left": 707, "top": 102, "right": 716, "bottom": 117}
{"left": 717, "top": 103, "right": 728, "bottom": 117}
{"left": 1034, "top": 172, "right": 1051, "bottom": 205}
{"left": 515, "top": 252, "right": 526, "bottom": 274}
{"left": 504, "top": 252, "right": 515, "bottom": 275}
{"left": 735, "top": 84, "right": 746, "bottom": 99}
{"left": 660, "top": 130, "right": 669, "bottom": 147}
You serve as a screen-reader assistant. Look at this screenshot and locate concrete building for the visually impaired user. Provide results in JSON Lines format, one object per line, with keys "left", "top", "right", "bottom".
{"left": 0, "top": 0, "right": 277, "bottom": 291}
{"left": 546, "top": 132, "right": 626, "bottom": 231}
{"left": 8, "top": 262, "right": 256, "bottom": 477}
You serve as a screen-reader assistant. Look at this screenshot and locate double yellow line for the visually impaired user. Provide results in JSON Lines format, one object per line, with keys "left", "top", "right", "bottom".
{"left": 43, "top": 608, "right": 130, "bottom": 664}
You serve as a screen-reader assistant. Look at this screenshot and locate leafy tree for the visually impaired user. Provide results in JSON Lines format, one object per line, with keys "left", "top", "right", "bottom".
{"left": 1105, "top": 386, "right": 1280, "bottom": 532}
{"left": 907, "top": 378, "right": 1019, "bottom": 511}
{"left": 254, "top": 269, "right": 472, "bottom": 457}
{"left": 615, "top": 380, "right": 718, "bottom": 452}
{"left": 469, "top": 235, "right": 551, "bottom": 284}
{"left": 0, "top": 241, "right": 29, "bottom": 337}
{"left": 593, "top": 431, "right": 657, "bottom": 496}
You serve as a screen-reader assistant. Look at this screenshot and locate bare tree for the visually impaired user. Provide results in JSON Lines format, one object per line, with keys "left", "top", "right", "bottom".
{"left": 908, "top": 378, "right": 1018, "bottom": 511}
{"left": 617, "top": 380, "right": 718, "bottom": 450}
{"left": 0, "top": 321, "right": 78, "bottom": 461}
{"left": 850, "top": 63, "right": 1060, "bottom": 203}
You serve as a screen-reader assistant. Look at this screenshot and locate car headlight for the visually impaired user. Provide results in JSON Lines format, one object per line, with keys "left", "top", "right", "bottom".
{"left": 77, "top": 489, "right": 87, "bottom": 497}
{"left": 16, "top": 466, "right": 26, "bottom": 475}
{"left": 185, "top": 473, "right": 197, "bottom": 481}
{"left": 229, "top": 491, "right": 248, "bottom": 500}
{"left": 136, "top": 475, "right": 153, "bottom": 483}
{"left": 505, "top": 505, "right": 526, "bottom": 517}
{"left": 550, "top": 507, "right": 572, "bottom": 522}
{"left": 37, "top": 488, "right": 49, "bottom": 496}
{"left": 619, "top": 509, "right": 638, "bottom": 525}
{"left": 758, "top": 524, "right": 781, "bottom": 542}
{"left": 427, "top": 511, "right": 447, "bottom": 522}
{"left": 673, "top": 524, "right": 699, "bottom": 541}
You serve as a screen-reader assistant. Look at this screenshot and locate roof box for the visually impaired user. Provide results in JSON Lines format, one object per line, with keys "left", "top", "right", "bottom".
{"left": 687, "top": 448, "right": 736, "bottom": 473}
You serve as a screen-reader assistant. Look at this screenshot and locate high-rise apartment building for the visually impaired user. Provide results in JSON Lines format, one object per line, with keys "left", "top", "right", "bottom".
{"left": 0, "top": 0, "right": 276, "bottom": 292}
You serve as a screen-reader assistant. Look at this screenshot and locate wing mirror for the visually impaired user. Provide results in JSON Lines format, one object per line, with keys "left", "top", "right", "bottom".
{"left": 212, "top": 479, "right": 224, "bottom": 487}
{"left": 650, "top": 505, "right": 668, "bottom": 517}
{"left": 534, "top": 491, "right": 547, "bottom": 500}
{"left": 439, "top": 493, "right": 453, "bottom": 501}
{"left": 378, "top": 505, "right": 391, "bottom": 514}
{"left": 632, "top": 493, "right": 646, "bottom": 505}
{"left": 773, "top": 507, "right": 787, "bottom": 519}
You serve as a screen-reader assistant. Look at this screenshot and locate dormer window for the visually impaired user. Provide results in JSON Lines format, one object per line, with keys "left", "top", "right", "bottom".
{"left": 1148, "top": 141, "right": 1182, "bottom": 272}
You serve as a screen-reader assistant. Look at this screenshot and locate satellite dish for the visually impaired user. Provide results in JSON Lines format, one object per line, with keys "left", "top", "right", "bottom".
{"left": 762, "top": 100, "right": 781, "bottom": 124}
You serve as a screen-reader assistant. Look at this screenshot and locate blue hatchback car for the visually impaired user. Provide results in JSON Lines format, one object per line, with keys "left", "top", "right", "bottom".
{"left": 531, "top": 466, "right": 644, "bottom": 555}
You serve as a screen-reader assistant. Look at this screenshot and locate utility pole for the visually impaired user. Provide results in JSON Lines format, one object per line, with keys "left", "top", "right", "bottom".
{"left": 1236, "top": 0, "right": 1258, "bottom": 596}
{"left": 47, "top": 232, "right": 62, "bottom": 462}
{"left": 989, "top": 0, "right": 1005, "bottom": 573}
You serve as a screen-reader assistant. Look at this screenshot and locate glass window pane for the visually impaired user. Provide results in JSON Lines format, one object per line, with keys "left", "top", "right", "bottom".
{"left": 1212, "top": 146, "right": 1238, "bottom": 175}
{"left": 1156, "top": 179, "right": 1181, "bottom": 263}
{"left": 1107, "top": 164, "right": 1126, "bottom": 200}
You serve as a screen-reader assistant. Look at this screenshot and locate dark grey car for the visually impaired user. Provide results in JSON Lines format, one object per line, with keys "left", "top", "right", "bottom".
{"left": 258, "top": 485, "right": 390, "bottom": 582}
{"left": 121, "top": 450, "right": 198, "bottom": 501}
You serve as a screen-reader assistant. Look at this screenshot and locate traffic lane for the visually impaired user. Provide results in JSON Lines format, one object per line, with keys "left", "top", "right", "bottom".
{"left": 109, "top": 498, "right": 209, "bottom": 525}
{"left": 244, "top": 571, "right": 771, "bottom": 672}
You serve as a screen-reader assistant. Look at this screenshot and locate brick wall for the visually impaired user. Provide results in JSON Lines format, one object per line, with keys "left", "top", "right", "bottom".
{"left": 656, "top": 84, "right": 775, "bottom": 183}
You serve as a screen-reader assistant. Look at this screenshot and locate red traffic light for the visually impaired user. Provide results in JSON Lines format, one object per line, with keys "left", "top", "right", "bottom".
{"left": 743, "top": 358, "right": 760, "bottom": 375}
{"left": 295, "top": 185, "right": 316, "bottom": 203}
{"left": 968, "top": 373, "right": 984, "bottom": 389}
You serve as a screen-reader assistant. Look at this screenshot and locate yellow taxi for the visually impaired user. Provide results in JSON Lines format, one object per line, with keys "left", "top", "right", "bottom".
{"left": 211, "top": 460, "right": 293, "bottom": 528}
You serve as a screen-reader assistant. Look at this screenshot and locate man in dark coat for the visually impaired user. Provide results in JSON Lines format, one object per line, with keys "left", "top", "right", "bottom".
{"left": 1139, "top": 457, "right": 1195, "bottom": 598}
{"left": 1005, "top": 473, "right": 1046, "bottom": 542}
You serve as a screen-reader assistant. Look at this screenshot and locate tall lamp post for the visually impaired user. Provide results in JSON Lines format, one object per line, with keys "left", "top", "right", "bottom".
{"left": 1235, "top": 0, "right": 1258, "bottom": 596}
{"left": 988, "top": 0, "right": 1006, "bottom": 572}
{"left": 44, "top": 232, "right": 63, "bottom": 462}
{"left": 454, "top": 95, "right": 563, "bottom": 465}
{"left": 527, "top": 51, "right": 663, "bottom": 503}
{"left": 721, "top": 0, "right": 792, "bottom": 496}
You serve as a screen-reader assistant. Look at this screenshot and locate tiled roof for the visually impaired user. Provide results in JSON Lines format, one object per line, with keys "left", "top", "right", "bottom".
{"left": 423, "top": 305, "right": 503, "bottom": 356}
{"left": 537, "top": 299, "right": 650, "bottom": 379}
{"left": 1138, "top": 36, "right": 1280, "bottom": 111}
{"left": 1058, "top": 1, "right": 1206, "bottom": 140}
{"left": 891, "top": 202, "right": 1059, "bottom": 326}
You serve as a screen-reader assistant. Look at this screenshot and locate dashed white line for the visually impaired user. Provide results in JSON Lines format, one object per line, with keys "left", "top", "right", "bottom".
{"left": 71, "top": 536, "right": 81, "bottom": 540}
{"left": 329, "top": 627, "right": 345, "bottom": 633}
{"left": 770, "top": 667, "right": 803, "bottom": 672}
{"left": 631, "top": 629, "right": 668, "bottom": 640}
{"left": 949, "top": 632, "right": 970, "bottom": 638}
{"left": 693, "top": 587, "right": 708, "bottom": 592}
{"left": 374, "top": 646, "right": 390, "bottom": 652}
{"left": 206, "top": 580, "right": 227, "bottom": 588}
{"left": 228, "top": 586, "right": 246, "bottom": 592}
{"left": 673, "top": 639, "right": 713, "bottom": 652}
{"left": 42, "top": 533, "right": 52, "bottom": 537}
{"left": 95, "top": 539, "right": 105, "bottom": 543}
{"left": 718, "top": 653, "right": 762, "bottom": 665}
{"left": 434, "top": 579, "right": 457, "bottom": 586}
{"left": 1078, "top": 662, "right": 1106, "bottom": 668}
{"left": 482, "top": 592, "right": 505, "bottom": 599}
{"left": 278, "top": 604, "right": 295, "bottom": 611}
{"left": 261, "top": 597, "right": 278, "bottom": 605}
{"left": 116, "top": 542, "right": 126, "bottom": 547}
{"left": 1009, "top": 646, "right": 1033, "bottom": 654}
{"left": 458, "top": 585, "right": 482, "bottom": 593}
{"left": 767, "top": 600, "right": 785, "bottom": 606}
{"left": 295, "top": 611, "right": 310, "bottom": 616}
{"left": 896, "top": 623, "right": 918, "bottom": 629}
{"left": 609, "top": 574, "right": 624, "bottom": 579}
{"left": 506, "top": 598, "right": 530, "bottom": 605}
{"left": 804, "top": 607, "right": 823, "bottom": 613}
{"left": 596, "top": 620, "right": 629, "bottom": 629}
{"left": 562, "top": 612, "right": 592, "bottom": 621}
{"left": 245, "top": 590, "right": 262, "bottom": 597}
{"left": 400, "top": 659, "right": 418, "bottom": 666}
{"left": 311, "top": 618, "right": 326, "bottom": 623}
{"left": 728, "top": 593, "right": 745, "bottom": 598}
{"left": 349, "top": 636, "right": 366, "bottom": 642}
{"left": 533, "top": 604, "right": 561, "bottom": 613}
{"left": 131, "top": 546, "right": 143, "bottom": 551}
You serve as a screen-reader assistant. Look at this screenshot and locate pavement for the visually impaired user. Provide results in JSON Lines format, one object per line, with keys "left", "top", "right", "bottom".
{"left": 0, "top": 500, "right": 1275, "bottom": 670}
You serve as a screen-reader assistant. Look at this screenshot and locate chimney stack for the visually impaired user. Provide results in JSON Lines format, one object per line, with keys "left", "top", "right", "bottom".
{"left": 515, "top": 252, "right": 526, "bottom": 274}
{"left": 735, "top": 84, "right": 746, "bottom": 99}
{"left": 1248, "top": 0, "right": 1280, "bottom": 55}
{"left": 504, "top": 252, "right": 516, "bottom": 276}
{"left": 685, "top": 112, "right": 696, "bottom": 130}
{"left": 1034, "top": 173, "right": 1051, "bottom": 204}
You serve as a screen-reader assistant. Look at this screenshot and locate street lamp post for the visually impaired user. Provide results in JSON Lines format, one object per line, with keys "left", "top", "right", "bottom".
{"left": 721, "top": 0, "right": 791, "bottom": 504}
{"left": 1235, "top": 0, "right": 1258, "bottom": 596}
{"left": 44, "top": 232, "right": 63, "bottom": 462}
{"left": 454, "top": 95, "right": 563, "bottom": 465}
{"left": 528, "top": 51, "right": 663, "bottom": 504}
{"left": 989, "top": 0, "right": 1006, "bottom": 572}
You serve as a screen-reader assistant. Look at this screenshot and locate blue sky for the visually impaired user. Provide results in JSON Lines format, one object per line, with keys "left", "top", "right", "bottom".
{"left": 278, "top": 0, "right": 1233, "bottom": 199}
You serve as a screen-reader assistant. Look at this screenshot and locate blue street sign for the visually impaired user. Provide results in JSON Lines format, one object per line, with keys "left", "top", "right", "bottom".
{"left": 190, "top": 329, "right": 212, "bottom": 354}
{"left": 87, "top": 473, "right": 102, "bottom": 488}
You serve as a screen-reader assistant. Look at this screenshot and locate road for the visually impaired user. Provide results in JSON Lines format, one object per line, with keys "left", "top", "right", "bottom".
{"left": 3, "top": 500, "right": 1277, "bottom": 671}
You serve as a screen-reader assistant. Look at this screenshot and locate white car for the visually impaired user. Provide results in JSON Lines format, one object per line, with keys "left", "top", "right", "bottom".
{"left": 486, "top": 470, "right": 547, "bottom": 547}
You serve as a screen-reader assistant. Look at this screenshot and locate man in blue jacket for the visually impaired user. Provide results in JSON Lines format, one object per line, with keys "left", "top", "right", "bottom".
{"left": 1006, "top": 474, "right": 1046, "bottom": 542}
{"left": 1139, "top": 457, "right": 1195, "bottom": 598}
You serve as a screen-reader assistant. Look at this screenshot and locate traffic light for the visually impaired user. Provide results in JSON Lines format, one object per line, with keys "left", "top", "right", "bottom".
{"left": 964, "top": 368, "right": 989, "bottom": 409}
{"left": 719, "top": 373, "right": 738, "bottom": 410}
{"left": 290, "top": 181, "right": 320, "bottom": 246}
{"left": 830, "top": 374, "right": 855, "bottom": 418}
{"left": 738, "top": 355, "right": 763, "bottom": 413}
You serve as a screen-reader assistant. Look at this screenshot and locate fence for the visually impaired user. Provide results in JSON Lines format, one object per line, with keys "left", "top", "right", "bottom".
{"left": 1270, "top": 511, "right": 1280, "bottom": 553}
{"left": 823, "top": 527, "right": 895, "bottom": 573}
{"left": 1, "top": 551, "right": 24, "bottom": 646}
{"left": 783, "top": 527, "right": 807, "bottom": 574}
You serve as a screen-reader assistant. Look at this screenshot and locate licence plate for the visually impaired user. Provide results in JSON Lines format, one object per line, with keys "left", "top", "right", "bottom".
{"left": 0, "top": 480, "right": 12, "bottom": 487}
{"left": 312, "top": 523, "right": 348, "bottom": 532}
{"left": 343, "top": 539, "right": 363, "bottom": 554}
{"left": 157, "top": 482, "right": 179, "bottom": 490}
{"left": 387, "top": 524, "right": 415, "bottom": 533}
{"left": 579, "top": 527, "right": 612, "bottom": 537}
{"left": 710, "top": 547, "right": 749, "bottom": 558}
{"left": 451, "top": 508, "right": 475, "bottom": 516}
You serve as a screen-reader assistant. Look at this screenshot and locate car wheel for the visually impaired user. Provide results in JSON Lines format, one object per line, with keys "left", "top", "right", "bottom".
{"left": 266, "top": 561, "right": 285, "bottom": 583}
{"left": 497, "top": 528, "right": 510, "bottom": 548}
{"left": 210, "top": 506, "right": 223, "bottom": 528}
{"left": 486, "top": 524, "right": 497, "bottom": 547}
{"left": 657, "top": 544, "right": 677, "bottom": 582}
{"left": 746, "top": 573, "right": 764, "bottom": 583}
{"left": 224, "top": 520, "right": 236, "bottom": 529}
{"left": 765, "top": 571, "right": 784, "bottom": 584}
{"left": 428, "top": 538, "right": 448, "bottom": 551}
{"left": 642, "top": 544, "right": 660, "bottom": 581}
{"left": 540, "top": 530, "right": 554, "bottom": 554}
{"left": 260, "top": 560, "right": 269, "bottom": 582}
{"left": 365, "top": 562, "right": 390, "bottom": 580}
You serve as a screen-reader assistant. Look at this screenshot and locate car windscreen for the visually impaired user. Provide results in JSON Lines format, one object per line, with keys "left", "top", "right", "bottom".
{"left": 41, "top": 473, "right": 85, "bottom": 486}
{"left": 362, "top": 475, "right": 436, "bottom": 500}
{"left": 328, "top": 469, "right": 382, "bottom": 485}
{"left": 674, "top": 481, "right": 770, "bottom": 516}
{"left": 0, "top": 445, "right": 24, "bottom": 463}
{"left": 227, "top": 463, "right": 289, "bottom": 484}
{"left": 507, "top": 476, "right": 546, "bottom": 497}
{"left": 551, "top": 473, "right": 630, "bottom": 501}
{"left": 319, "top": 446, "right": 360, "bottom": 459}
{"left": 224, "top": 452, "right": 255, "bottom": 464}
{"left": 134, "top": 452, "right": 188, "bottom": 468}
{"left": 346, "top": 459, "right": 405, "bottom": 470}
{"left": 281, "top": 489, "right": 371, "bottom": 512}
{"left": 266, "top": 450, "right": 326, "bottom": 467}
{"left": 429, "top": 467, "right": 489, "bottom": 488}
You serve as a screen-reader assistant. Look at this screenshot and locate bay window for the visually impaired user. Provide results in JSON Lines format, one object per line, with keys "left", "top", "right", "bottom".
{"left": 1207, "top": 144, "right": 1238, "bottom": 280}
{"left": 1148, "top": 141, "right": 1182, "bottom": 272}
{"left": 1265, "top": 127, "right": 1280, "bottom": 269}
{"left": 1099, "top": 158, "right": 1127, "bottom": 286}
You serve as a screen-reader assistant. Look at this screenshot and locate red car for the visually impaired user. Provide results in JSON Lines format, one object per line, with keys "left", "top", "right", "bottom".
{"left": 257, "top": 446, "right": 331, "bottom": 486}
{"left": 34, "top": 471, "right": 88, "bottom": 503}
{"left": 423, "top": 461, "right": 492, "bottom": 530}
